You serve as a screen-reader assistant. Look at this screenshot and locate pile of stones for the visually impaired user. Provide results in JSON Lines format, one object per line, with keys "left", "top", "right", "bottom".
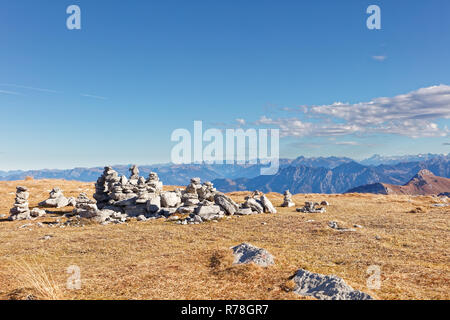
{"left": 68, "top": 165, "right": 277, "bottom": 225}
{"left": 281, "top": 190, "right": 295, "bottom": 207}
{"left": 9, "top": 186, "right": 31, "bottom": 221}
{"left": 296, "top": 201, "right": 329, "bottom": 213}
{"left": 7, "top": 165, "right": 278, "bottom": 225}
{"left": 39, "top": 187, "right": 76, "bottom": 208}
{"left": 8, "top": 186, "right": 47, "bottom": 221}
{"left": 238, "top": 190, "right": 277, "bottom": 215}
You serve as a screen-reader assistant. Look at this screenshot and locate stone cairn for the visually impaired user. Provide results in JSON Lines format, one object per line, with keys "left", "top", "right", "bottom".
{"left": 296, "top": 201, "right": 329, "bottom": 213}
{"left": 68, "top": 165, "right": 277, "bottom": 225}
{"left": 281, "top": 190, "right": 295, "bottom": 208}
{"left": 9, "top": 186, "right": 31, "bottom": 220}
{"left": 239, "top": 190, "right": 277, "bottom": 215}
{"left": 39, "top": 187, "right": 76, "bottom": 208}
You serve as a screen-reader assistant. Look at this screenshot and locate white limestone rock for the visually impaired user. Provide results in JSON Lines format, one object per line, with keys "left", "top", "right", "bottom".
{"left": 291, "top": 269, "right": 373, "bottom": 300}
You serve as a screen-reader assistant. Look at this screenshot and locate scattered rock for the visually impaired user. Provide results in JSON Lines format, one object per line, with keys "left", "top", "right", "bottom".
{"left": 195, "top": 205, "right": 222, "bottom": 221}
{"left": 161, "top": 191, "right": 181, "bottom": 208}
{"left": 328, "top": 221, "right": 356, "bottom": 232}
{"left": 214, "top": 193, "right": 239, "bottom": 215}
{"left": 236, "top": 208, "right": 253, "bottom": 215}
{"left": 38, "top": 188, "right": 71, "bottom": 208}
{"left": 260, "top": 195, "right": 277, "bottom": 213}
{"left": 291, "top": 268, "right": 373, "bottom": 300}
{"left": 242, "top": 197, "right": 264, "bottom": 214}
{"left": 230, "top": 243, "right": 274, "bottom": 267}
{"left": 30, "top": 208, "right": 46, "bottom": 218}
{"left": 296, "top": 202, "right": 326, "bottom": 213}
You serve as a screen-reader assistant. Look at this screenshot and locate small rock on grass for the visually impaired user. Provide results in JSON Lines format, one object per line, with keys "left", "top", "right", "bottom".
{"left": 230, "top": 243, "right": 274, "bottom": 267}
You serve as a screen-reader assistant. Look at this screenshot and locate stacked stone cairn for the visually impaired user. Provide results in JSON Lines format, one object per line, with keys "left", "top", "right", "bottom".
{"left": 39, "top": 187, "right": 76, "bottom": 208}
{"left": 281, "top": 190, "right": 295, "bottom": 208}
{"left": 238, "top": 190, "right": 277, "bottom": 215}
{"left": 69, "top": 165, "right": 278, "bottom": 225}
{"left": 9, "top": 186, "right": 32, "bottom": 220}
{"left": 296, "top": 201, "right": 328, "bottom": 213}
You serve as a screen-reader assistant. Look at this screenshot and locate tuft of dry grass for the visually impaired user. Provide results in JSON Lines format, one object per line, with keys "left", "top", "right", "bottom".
{"left": 11, "top": 259, "right": 65, "bottom": 300}
{"left": 0, "top": 179, "right": 449, "bottom": 300}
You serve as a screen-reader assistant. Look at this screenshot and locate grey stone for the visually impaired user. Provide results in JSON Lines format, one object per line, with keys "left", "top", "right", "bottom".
{"left": 39, "top": 187, "right": 70, "bottom": 208}
{"left": 236, "top": 208, "right": 253, "bottom": 215}
{"left": 161, "top": 191, "right": 181, "bottom": 208}
{"left": 243, "top": 197, "right": 264, "bottom": 213}
{"left": 281, "top": 190, "right": 295, "bottom": 208}
{"left": 195, "top": 205, "right": 221, "bottom": 221}
{"left": 9, "top": 186, "right": 31, "bottom": 220}
{"left": 328, "top": 221, "right": 356, "bottom": 232}
{"left": 291, "top": 269, "right": 373, "bottom": 300}
{"left": 30, "top": 208, "right": 46, "bottom": 217}
{"left": 230, "top": 243, "right": 275, "bottom": 267}
{"left": 297, "top": 202, "right": 326, "bottom": 213}
{"left": 124, "top": 205, "right": 147, "bottom": 217}
{"left": 214, "top": 193, "right": 238, "bottom": 215}
{"left": 260, "top": 195, "right": 277, "bottom": 213}
{"left": 145, "top": 194, "right": 161, "bottom": 213}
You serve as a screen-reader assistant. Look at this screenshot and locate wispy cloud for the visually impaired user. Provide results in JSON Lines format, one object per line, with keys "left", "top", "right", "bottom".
{"left": 80, "top": 94, "right": 108, "bottom": 100}
{"left": 0, "top": 89, "right": 21, "bottom": 95}
{"left": 236, "top": 118, "right": 246, "bottom": 126}
{"left": 372, "top": 55, "right": 387, "bottom": 61}
{"left": 0, "top": 83, "right": 58, "bottom": 93}
{"left": 335, "top": 141, "right": 361, "bottom": 146}
{"left": 253, "top": 85, "right": 450, "bottom": 138}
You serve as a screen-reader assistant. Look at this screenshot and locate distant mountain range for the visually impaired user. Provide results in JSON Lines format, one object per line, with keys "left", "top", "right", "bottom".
{"left": 212, "top": 155, "right": 450, "bottom": 194}
{"left": 0, "top": 154, "right": 449, "bottom": 194}
{"left": 346, "top": 169, "right": 450, "bottom": 195}
{"left": 358, "top": 153, "right": 446, "bottom": 166}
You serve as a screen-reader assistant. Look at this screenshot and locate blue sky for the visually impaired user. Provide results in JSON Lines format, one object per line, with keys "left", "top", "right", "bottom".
{"left": 1, "top": 0, "right": 449, "bottom": 170}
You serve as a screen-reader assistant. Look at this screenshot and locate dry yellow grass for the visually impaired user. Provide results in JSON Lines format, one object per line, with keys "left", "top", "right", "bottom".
{"left": 0, "top": 179, "right": 449, "bottom": 300}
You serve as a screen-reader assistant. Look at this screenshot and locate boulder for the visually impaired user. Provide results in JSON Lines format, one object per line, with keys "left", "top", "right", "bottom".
{"left": 30, "top": 208, "right": 46, "bottom": 217}
{"left": 243, "top": 197, "right": 264, "bottom": 213}
{"left": 291, "top": 269, "right": 373, "bottom": 300}
{"left": 195, "top": 205, "right": 221, "bottom": 221}
{"left": 124, "top": 205, "right": 147, "bottom": 217}
{"left": 260, "top": 195, "right": 277, "bottom": 213}
{"left": 231, "top": 243, "right": 274, "bottom": 267}
{"left": 214, "top": 193, "right": 238, "bottom": 215}
{"left": 236, "top": 208, "right": 253, "bottom": 215}
{"left": 161, "top": 191, "right": 181, "bottom": 208}
{"left": 39, "top": 187, "right": 70, "bottom": 208}
{"left": 146, "top": 195, "right": 161, "bottom": 213}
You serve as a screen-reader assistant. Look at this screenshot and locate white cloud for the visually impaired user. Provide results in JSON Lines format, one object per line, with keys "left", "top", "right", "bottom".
{"left": 372, "top": 55, "right": 387, "bottom": 61}
{"left": 0, "top": 89, "right": 21, "bottom": 95}
{"left": 0, "top": 83, "right": 58, "bottom": 93}
{"left": 80, "top": 93, "right": 108, "bottom": 100}
{"left": 335, "top": 141, "right": 361, "bottom": 146}
{"left": 254, "top": 85, "right": 450, "bottom": 138}
{"left": 236, "top": 118, "right": 246, "bottom": 125}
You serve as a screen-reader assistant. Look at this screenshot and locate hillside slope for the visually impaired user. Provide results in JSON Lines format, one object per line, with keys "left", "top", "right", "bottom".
{"left": 348, "top": 170, "right": 450, "bottom": 195}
